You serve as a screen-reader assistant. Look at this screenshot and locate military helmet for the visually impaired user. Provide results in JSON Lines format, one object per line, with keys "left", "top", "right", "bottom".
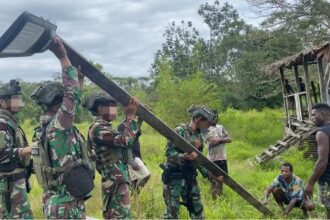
{"left": 187, "top": 105, "right": 215, "bottom": 123}
{"left": 31, "top": 82, "right": 64, "bottom": 110}
{"left": 83, "top": 92, "right": 116, "bottom": 114}
{"left": 210, "top": 109, "right": 218, "bottom": 124}
{"left": 0, "top": 80, "right": 22, "bottom": 98}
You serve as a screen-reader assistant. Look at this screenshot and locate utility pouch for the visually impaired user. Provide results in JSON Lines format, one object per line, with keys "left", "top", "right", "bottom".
{"left": 0, "top": 180, "right": 10, "bottom": 215}
{"left": 31, "top": 141, "right": 52, "bottom": 190}
{"left": 171, "top": 172, "right": 184, "bottom": 180}
{"left": 161, "top": 166, "right": 171, "bottom": 185}
{"left": 0, "top": 150, "right": 16, "bottom": 173}
{"left": 62, "top": 162, "right": 94, "bottom": 199}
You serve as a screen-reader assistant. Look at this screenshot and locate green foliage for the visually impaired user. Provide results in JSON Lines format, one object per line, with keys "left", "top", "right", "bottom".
{"left": 248, "top": 0, "right": 330, "bottom": 46}
{"left": 153, "top": 60, "right": 221, "bottom": 127}
{"left": 150, "top": 0, "right": 329, "bottom": 110}
{"left": 221, "top": 108, "right": 284, "bottom": 148}
{"left": 23, "top": 108, "right": 325, "bottom": 219}
{"left": 152, "top": 20, "right": 202, "bottom": 79}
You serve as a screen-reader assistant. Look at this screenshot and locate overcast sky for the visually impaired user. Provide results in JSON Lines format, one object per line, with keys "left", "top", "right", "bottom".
{"left": 0, "top": 0, "right": 262, "bottom": 82}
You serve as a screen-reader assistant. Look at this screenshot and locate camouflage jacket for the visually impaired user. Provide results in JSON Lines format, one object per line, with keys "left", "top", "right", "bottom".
{"left": 40, "top": 65, "right": 82, "bottom": 204}
{"left": 88, "top": 118, "right": 139, "bottom": 186}
{"left": 166, "top": 123, "right": 209, "bottom": 179}
{"left": 0, "top": 109, "right": 29, "bottom": 174}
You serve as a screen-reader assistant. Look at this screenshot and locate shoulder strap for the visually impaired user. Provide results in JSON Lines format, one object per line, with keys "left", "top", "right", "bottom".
{"left": 0, "top": 110, "right": 24, "bottom": 148}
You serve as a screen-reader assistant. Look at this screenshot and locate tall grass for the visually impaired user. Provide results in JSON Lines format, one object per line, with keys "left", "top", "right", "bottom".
{"left": 22, "top": 109, "right": 325, "bottom": 219}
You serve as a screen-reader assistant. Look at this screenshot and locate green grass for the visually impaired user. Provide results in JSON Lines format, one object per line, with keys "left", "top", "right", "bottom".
{"left": 22, "top": 109, "right": 326, "bottom": 219}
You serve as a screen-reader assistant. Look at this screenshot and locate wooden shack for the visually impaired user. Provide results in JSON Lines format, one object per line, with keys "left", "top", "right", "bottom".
{"left": 256, "top": 42, "right": 330, "bottom": 163}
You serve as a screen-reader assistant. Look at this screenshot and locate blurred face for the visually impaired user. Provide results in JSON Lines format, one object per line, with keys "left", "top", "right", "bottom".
{"left": 311, "top": 109, "right": 324, "bottom": 127}
{"left": 7, "top": 95, "right": 25, "bottom": 113}
{"left": 280, "top": 165, "right": 292, "bottom": 180}
{"left": 196, "top": 117, "right": 210, "bottom": 129}
{"left": 98, "top": 103, "right": 117, "bottom": 121}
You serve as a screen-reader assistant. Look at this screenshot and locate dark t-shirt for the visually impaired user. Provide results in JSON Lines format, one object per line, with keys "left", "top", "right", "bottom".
{"left": 318, "top": 123, "right": 330, "bottom": 184}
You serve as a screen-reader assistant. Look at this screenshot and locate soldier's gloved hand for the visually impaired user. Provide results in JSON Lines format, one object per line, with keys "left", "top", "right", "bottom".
{"left": 125, "top": 97, "right": 138, "bottom": 120}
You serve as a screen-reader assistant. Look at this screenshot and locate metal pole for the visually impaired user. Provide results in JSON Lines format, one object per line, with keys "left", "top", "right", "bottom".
{"left": 62, "top": 40, "right": 273, "bottom": 216}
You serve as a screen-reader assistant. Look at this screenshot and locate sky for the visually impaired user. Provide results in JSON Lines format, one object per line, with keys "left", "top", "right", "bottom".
{"left": 0, "top": 0, "right": 263, "bottom": 82}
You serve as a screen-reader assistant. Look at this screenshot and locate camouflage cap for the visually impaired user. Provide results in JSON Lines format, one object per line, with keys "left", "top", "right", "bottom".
{"left": 31, "top": 82, "right": 64, "bottom": 106}
{"left": 83, "top": 92, "right": 116, "bottom": 113}
{"left": 187, "top": 105, "right": 215, "bottom": 122}
{"left": 0, "top": 80, "right": 22, "bottom": 98}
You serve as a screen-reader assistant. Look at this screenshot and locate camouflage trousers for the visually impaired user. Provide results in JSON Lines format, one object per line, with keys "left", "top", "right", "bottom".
{"left": 43, "top": 198, "right": 85, "bottom": 219}
{"left": 102, "top": 182, "right": 131, "bottom": 219}
{"left": 0, "top": 178, "right": 33, "bottom": 219}
{"left": 163, "top": 179, "right": 204, "bottom": 219}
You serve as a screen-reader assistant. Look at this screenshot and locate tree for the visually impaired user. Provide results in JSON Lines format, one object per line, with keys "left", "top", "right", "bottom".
{"left": 247, "top": 0, "right": 330, "bottom": 46}
{"left": 151, "top": 20, "right": 203, "bottom": 79}
{"left": 153, "top": 60, "right": 221, "bottom": 127}
{"left": 198, "top": 1, "right": 252, "bottom": 82}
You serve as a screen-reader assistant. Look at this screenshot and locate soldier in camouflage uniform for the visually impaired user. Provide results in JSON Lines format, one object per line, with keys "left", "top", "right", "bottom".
{"left": 0, "top": 80, "right": 33, "bottom": 219}
{"left": 162, "top": 105, "right": 221, "bottom": 219}
{"left": 31, "top": 37, "right": 87, "bottom": 219}
{"left": 84, "top": 92, "right": 139, "bottom": 219}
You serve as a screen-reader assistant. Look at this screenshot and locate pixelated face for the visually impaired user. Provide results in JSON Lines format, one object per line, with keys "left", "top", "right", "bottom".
{"left": 197, "top": 117, "right": 209, "bottom": 129}
{"left": 311, "top": 109, "right": 324, "bottom": 127}
{"left": 7, "top": 95, "right": 24, "bottom": 113}
{"left": 280, "top": 165, "right": 292, "bottom": 179}
{"left": 98, "top": 103, "right": 117, "bottom": 121}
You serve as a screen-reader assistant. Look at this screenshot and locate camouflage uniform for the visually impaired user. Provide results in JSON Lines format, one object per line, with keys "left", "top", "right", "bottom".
{"left": 88, "top": 118, "right": 139, "bottom": 219}
{"left": 0, "top": 109, "right": 33, "bottom": 219}
{"left": 36, "top": 66, "right": 86, "bottom": 219}
{"left": 163, "top": 123, "right": 209, "bottom": 219}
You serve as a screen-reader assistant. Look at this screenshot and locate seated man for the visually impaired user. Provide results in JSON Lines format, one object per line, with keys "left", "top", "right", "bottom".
{"left": 262, "top": 162, "right": 314, "bottom": 217}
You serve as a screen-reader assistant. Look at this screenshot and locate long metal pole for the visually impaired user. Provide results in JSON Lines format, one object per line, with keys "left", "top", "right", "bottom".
{"left": 63, "top": 40, "right": 273, "bottom": 216}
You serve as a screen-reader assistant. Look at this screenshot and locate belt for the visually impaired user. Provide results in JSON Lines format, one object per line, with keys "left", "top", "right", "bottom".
{"left": 0, "top": 170, "right": 27, "bottom": 182}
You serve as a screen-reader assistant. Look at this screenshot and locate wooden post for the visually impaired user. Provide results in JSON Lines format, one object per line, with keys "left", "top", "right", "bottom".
{"left": 311, "top": 81, "right": 318, "bottom": 103}
{"left": 293, "top": 65, "right": 303, "bottom": 120}
{"left": 318, "top": 57, "right": 328, "bottom": 103}
{"left": 303, "top": 61, "right": 312, "bottom": 117}
{"left": 293, "top": 65, "right": 300, "bottom": 92}
{"left": 280, "top": 68, "right": 289, "bottom": 124}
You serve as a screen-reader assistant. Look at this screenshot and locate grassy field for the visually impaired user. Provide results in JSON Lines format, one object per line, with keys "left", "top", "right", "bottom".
{"left": 21, "top": 108, "right": 326, "bottom": 219}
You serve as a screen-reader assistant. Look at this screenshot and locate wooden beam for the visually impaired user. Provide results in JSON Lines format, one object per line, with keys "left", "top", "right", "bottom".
{"left": 293, "top": 65, "right": 300, "bottom": 92}
{"left": 311, "top": 81, "right": 319, "bottom": 103}
{"left": 293, "top": 65, "right": 303, "bottom": 121}
{"left": 324, "top": 64, "right": 330, "bottom": 89}
{"left": 280, "top": 68, "right": 289, "bottom": 124}
{"left": 303, "top": 61, "right": 312, "bottom": 117}
{"left": 317, "top": 57, "right": 328, "bottom": 103}
{"left": 62, "top": 40, "right": 273, "bottom": 216}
